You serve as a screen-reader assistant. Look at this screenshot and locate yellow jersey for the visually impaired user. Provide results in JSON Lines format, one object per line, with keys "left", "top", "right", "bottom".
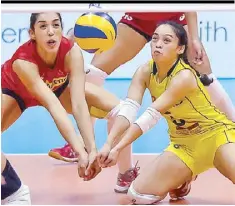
{"left": 148, "top": 58, "right": 235, "bottom": 138}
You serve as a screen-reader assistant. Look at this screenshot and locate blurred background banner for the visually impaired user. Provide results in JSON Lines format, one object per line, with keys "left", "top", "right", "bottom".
{"left": 2, "top": 11, "right": 235, "bottom": 79}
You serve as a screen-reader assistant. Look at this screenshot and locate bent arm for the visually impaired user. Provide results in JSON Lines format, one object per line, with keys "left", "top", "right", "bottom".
{"left": 113, "top": 69, "right": 198, "bottom": 152}
{"left": 106, "top": 64, "right": 150, "bottom": 147}
{"left": 65, "top": 44, "right": 96, "bottom": 153}
{"left": 13, "top": 59, "right": 86, "bottom": 156}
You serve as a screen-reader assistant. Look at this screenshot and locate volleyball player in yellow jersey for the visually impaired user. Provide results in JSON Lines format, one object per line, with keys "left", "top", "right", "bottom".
{"left": 98, "top": 21, "right": 235, "bottom": 204}
{"left": 50, "top": 11, "right": 235, "bottom": 195}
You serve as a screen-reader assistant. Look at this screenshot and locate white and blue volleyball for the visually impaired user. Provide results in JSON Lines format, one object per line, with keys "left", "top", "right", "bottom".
{"left": 74, "top": 12, "right": 117, "bottom": 54}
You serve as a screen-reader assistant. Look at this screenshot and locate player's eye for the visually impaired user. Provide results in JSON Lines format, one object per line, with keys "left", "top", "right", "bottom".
{"left": 152, "top": 35, "right": 158, "bottom": 40}
{"left": 53, "top": 23, "right": 60, "bottom": 28}
{"left": 40, "top": 24, "right": 47, "bottom": 29}
{"left": 164, "top": 38, "right": 171, "bottom": 43}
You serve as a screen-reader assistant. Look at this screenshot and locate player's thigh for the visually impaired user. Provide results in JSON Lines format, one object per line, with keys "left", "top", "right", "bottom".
{"left": 133, "top": 151, "right": 193, "bottom": 196}
{"left": 214, "top": 130, "right": 235, "bottom": 183}
{"left": 58, "top": 82, "right": 119, "bottom": 115}
{"left": 85, "top": 82, "right": 120, "bottom": 112}
{"left": 58, "top": 86, "right": 72, "bottom": 114}
{"left": 183, "top": 25, "right": 212, "bottom": 75}
{"left": 91, "top": 23, "right": 147, "bottom": 73}
{"left": 1, "top": 94, "right": 22, "bottom": 132}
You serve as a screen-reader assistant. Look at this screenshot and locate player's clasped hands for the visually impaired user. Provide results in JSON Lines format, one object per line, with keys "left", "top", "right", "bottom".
{"left": 77, "top": 143, "right": 121, "bottom": 181}
{"left": 97, "top": 143, "right": 120, "bottom": 168}
{"left": 77, "top": 150, "right": 102, "bottom": 181}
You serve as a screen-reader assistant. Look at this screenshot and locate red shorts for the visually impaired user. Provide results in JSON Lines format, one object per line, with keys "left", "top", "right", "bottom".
{"left": 119, "top": 12, "right": 187, "bottom": 41}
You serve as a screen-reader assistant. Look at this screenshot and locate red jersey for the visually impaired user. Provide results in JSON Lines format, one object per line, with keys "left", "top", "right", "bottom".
{"left": 1, "top": 37, "right": 73, "bottom": 109}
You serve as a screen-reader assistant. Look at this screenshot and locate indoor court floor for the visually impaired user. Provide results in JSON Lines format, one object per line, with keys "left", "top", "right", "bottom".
{"left": 3, "top": 79, "right": 235, "bottom": 205}
{"left": 6, "top": 154, "right": 235, "bottom": 205}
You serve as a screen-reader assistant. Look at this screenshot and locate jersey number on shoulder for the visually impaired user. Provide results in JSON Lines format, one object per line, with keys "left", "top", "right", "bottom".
{"left": 123, "top": 14, "right": 133, "bottom": 21}
{"left": 179, "top": 14, "right": 185, "bottom": 21}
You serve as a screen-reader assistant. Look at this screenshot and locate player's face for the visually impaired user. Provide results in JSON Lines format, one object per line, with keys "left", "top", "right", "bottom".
{"left": 151, "top": 24, "right": 184, "bottom": 63}
{"left": 30, "top": 12, "right": 63, "bottom": 53}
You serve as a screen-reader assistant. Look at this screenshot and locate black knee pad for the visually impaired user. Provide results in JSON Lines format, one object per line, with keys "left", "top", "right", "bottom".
{"left": 1, "top": 160, "right": 22, "bottom": 200}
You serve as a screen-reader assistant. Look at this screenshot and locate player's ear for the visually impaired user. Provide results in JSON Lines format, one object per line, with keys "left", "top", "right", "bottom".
{"left": 177, "top": 45, "right": 185, "bottom": 55}
{"left": 29, "top": 29, "right": 36, "bottom": 41}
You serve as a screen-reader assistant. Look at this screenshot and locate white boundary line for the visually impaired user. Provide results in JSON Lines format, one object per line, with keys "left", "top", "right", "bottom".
{"left": 1, "top": 3, "right": 235, "bottom": 13}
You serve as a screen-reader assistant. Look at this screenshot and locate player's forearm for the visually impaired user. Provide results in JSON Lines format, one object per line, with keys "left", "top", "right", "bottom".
{"left": 113, "top": 106, "right": 161, "bottom": 152}
{"left": 107, "top": 98, "right": 141, "bottom": 147}
{"left": 185, "top": 12, "right": 200, "bottom": 40}
{"left": 70, "top": 75, "right": 97, "bottom": 153}
{"left": 72, "top": 101, "right": 97, "bottom": 153}
{"left": 47, "top": 102, "right": 87, "bottom": 155}
{"left": 113, "top": 124, "right": 142, "bottom": 153}
{"left": 106, "top": 116, "right": 131, "bottom": 147}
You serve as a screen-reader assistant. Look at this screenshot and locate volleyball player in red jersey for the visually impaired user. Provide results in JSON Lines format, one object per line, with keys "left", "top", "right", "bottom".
{"left": 50, "top": 11, "right": 235, "bottom": 197}
{"left": 1, "top": 12, "right": 103, "bottom": 204}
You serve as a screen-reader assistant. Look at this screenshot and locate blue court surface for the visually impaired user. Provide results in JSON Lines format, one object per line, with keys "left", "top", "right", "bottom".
{"left": 2, "top": 79, "right": 235, "bottom": 154}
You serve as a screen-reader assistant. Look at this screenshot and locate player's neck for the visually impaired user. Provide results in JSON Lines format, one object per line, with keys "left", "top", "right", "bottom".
{"left": 36, "top": 45, "right": 57, "bottom": 68}
{"left": 156, "top": 58, "right": 177, "bottom": 82}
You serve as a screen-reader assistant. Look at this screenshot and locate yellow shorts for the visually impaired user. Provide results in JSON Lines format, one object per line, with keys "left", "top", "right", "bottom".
{"left": 89, "top": 106, "right": 109, "bottom": 119}
{"left": 165, "top": 129, "right": 235, "bottom": 176}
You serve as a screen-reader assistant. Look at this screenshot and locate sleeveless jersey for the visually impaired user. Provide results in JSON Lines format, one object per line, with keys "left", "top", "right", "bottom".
{"left": 1, "top": 37, "right": 73, "bottom": 107}
{"left": 147, "top": 58, "right": 235, "bottom": 138}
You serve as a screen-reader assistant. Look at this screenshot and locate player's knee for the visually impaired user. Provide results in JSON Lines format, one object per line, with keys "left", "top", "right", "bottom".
{"left": 1, "top": 160, "right": 22, "bottom": 200}
{"left": 127, "top": 183, "right": 166, "bottom": 205}
{"left": 105, "top": 101, "right": 122, "bottom": 121}
{"left": 85, "top": 64, "right": 108, "bottom": 86}
{"left": 1, "top": 160, "right": 31, "bottom": 205}
{"left": 1, "top": 184, "right": 31, "bottom": 205}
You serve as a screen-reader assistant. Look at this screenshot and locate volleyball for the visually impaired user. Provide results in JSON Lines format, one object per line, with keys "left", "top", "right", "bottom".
{"left": 74, "top": 12, "right": 117, "bottom": 54}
